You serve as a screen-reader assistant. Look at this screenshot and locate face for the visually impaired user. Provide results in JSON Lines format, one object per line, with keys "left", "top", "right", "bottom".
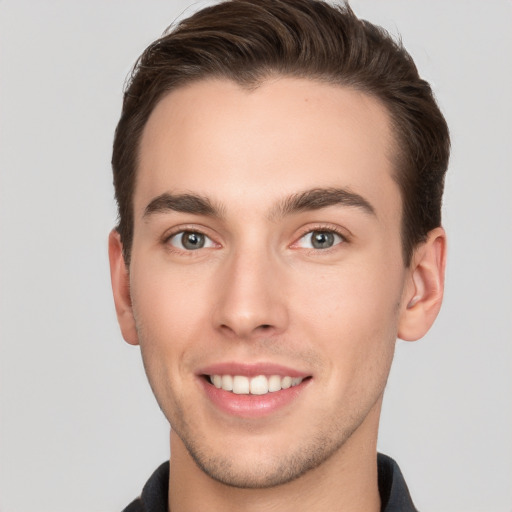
{"left": 115, "top": 77, "right": 417, "bottom": 487}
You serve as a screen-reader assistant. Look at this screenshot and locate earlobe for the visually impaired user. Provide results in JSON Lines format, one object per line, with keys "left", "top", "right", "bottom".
{"left": 398, "top": 227, "right": 447, "bottom": 341}
{"left": 108, "top": 229, "right": 139, "bottom": 345}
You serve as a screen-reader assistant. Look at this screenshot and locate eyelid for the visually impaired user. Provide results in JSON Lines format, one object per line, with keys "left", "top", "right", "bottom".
{"left": 162, "top": 225, "right": 221, "bottom": 251}
{"left": 162, "top": 223, "right": 214, "bottom": 240}
{"left": 169, "top": 231, "right": 215, "bottom": 249}
{"left": 291, "top": 224, "right": 350, "bottom": 249}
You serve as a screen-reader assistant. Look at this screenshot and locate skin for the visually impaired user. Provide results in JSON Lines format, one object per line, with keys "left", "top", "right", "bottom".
{"left": 109, "top": 77, "right": 446, "bottom": 512}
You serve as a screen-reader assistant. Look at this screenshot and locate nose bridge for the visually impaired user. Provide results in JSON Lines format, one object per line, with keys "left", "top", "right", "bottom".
{"left": 213, "top": 239, "right": 288, "bottom": 338}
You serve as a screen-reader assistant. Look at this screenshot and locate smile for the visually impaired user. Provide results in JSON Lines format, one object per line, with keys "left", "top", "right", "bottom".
{"left": 199, "top": 363, "right": 311, "bottom": 417}
{"left": 209, "top": 374, "right": 304, "bottom": 395}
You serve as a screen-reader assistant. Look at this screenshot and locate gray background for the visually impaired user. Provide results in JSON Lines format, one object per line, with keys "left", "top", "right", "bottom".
{"left": 1, "top": 1, "right": 511, "bottom": 511}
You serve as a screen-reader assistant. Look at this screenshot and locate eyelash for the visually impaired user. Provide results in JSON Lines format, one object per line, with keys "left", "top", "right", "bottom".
{"left": 162, "top": 225, "right": 349, "bottom": 254}
{"left": 162, "top": 226, "right": 218, "bottom": 254}
{"left": 293, "top": 225, "right": 348, "bottom": 251}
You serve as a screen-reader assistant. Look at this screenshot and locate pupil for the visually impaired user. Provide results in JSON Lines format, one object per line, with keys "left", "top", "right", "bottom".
{"left": 312, "top": 231, "right": 334, "bottom": 249}
{"left": 182, "top": 232, "right": 204, "bottom": 250}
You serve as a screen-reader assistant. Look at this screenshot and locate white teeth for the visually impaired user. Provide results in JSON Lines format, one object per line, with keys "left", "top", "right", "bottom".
{"left": 233, "top": 375, "right": 250, "bottom": 394}
{"left": 250, "top": 375, "right": 269, "bottom": 395}
{"left": 281, "top": 376, "right": 292, "bottom": 389}
{"left": 221, "top": 374, "right": 233, "bottom": 391}
{"left": 209, "top": 374, "right": 304, "bottom": 395}
{"left": 268, "top": 375, "right": 282, "bottom": 392}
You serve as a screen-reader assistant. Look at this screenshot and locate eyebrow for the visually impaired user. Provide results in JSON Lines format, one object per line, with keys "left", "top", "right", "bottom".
{"left": 143, "top": 193, "right": 224, "bottom": 219}
{"left": 270, "top": 187, "right": 376, "bottom": 220}
{"left": 143, "top": 187, "right": 375, "bottom": 221}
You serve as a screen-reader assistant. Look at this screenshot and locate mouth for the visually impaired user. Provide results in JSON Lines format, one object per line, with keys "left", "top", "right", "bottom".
{"left": 198, "top": 363, "right": 312, "bottom": 418}
{"left": 207, "top": 374, "right": 305, "bottom": 395}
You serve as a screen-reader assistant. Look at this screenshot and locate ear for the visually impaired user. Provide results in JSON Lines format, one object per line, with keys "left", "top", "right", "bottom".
{"left": 108, "top": 229, "right": 139, "bottom": 345}
{"left": 398, "top": 227, "right": 447, "bottom": 341}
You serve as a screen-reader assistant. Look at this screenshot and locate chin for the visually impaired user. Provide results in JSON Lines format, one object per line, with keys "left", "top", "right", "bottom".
{"left": 177, "top": 424, "right": 351, "bottom": 489}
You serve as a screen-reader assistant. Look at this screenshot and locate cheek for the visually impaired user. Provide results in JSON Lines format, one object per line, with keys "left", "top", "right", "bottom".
{"left": 129, "top": 265, "right": 215, "bottom": 422}
{"left": 132, "top": 261, "right": 212, "bottom": 336}
{"left": 291, "top": 257, "right": 404, "bottom": 375}
{"left": 129, "top": 262, "right": 216, "bottom": 387}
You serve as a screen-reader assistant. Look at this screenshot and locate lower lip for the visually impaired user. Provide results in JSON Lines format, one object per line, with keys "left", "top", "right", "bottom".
{"left": 199, "top": 377, "right": 310, "bottom": 418}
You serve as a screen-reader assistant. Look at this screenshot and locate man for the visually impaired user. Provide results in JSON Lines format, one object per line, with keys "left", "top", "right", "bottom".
{"left": 108, "top": 0, "right": 449, "bottom": 510}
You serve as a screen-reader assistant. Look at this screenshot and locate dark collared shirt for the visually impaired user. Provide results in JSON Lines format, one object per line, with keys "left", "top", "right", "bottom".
{"left": 123, "top": 453, "right": 418, "bottom": 512}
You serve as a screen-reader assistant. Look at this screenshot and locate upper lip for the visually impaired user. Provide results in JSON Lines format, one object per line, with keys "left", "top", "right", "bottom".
{"left": 198, "top": 362, "right": 310, "bottom": 378}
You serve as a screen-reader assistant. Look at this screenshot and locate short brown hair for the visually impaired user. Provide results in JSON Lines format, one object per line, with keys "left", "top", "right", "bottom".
{"left": 112, "top": 0, "right": 450, "bottom": 266}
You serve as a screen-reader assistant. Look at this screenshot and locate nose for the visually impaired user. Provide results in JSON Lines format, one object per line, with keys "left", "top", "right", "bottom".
{"left": 212, "top": 246, "right": 288, "bottom": 340}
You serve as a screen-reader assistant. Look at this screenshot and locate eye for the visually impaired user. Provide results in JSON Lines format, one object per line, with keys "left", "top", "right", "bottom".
{"left": 168, "top": 231, "right": 216, "bottom": 251}
{"left": 296, "top": 230, "right": 344, "bottom": 250}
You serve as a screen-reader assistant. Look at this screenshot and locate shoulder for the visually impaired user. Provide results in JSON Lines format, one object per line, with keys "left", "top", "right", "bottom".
{"left": 378, "top": 453, "right": 418, "bottom": 512}
{"left": 122, "top": 462, "right": 169, "bottom": 512}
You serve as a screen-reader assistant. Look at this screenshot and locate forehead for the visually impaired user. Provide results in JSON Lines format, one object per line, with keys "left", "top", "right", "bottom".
{"left": 136, "top": 77, "right": 399, "bottom": 220}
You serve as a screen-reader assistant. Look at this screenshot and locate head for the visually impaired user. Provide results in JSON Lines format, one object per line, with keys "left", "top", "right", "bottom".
{"left": 109, "top": 0, "right": 449, "bottom": 493}
{"left": 112, "top": 0, "right": 450, "bottom": 268}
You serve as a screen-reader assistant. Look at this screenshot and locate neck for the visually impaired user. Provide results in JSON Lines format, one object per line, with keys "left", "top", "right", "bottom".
{"left": 168, "top": 401, "right": 382, "bottom": 512}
